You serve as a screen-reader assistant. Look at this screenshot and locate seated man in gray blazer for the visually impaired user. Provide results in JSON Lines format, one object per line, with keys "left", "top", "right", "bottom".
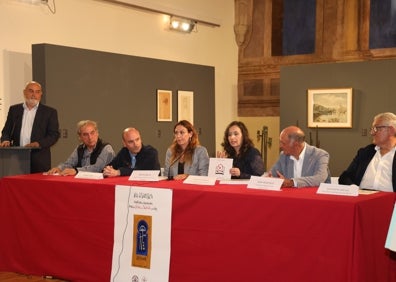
{"left": 47, "top": 120, "right": 115, "bottom": 176}
{"left": 269, "top": 126, "right": 331, "bottom": 187}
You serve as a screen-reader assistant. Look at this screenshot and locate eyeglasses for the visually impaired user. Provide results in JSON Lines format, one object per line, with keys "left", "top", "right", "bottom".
{"left": 370, "top": 125, "right": 390, "bottom": 133}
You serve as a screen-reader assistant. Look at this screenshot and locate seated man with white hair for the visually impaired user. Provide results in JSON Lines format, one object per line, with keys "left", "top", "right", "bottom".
{"left": 339, "top": 112, "right": 396, "bottom": 192}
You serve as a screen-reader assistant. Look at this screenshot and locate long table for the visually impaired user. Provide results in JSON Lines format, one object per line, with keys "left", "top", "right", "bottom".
{"left": 0, "top": 174, "right": 395, "bottom": 282}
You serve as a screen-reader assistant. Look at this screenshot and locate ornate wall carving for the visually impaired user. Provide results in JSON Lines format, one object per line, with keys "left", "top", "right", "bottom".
{"left": 236, "top": 0, "right": 396, "bottom": 116}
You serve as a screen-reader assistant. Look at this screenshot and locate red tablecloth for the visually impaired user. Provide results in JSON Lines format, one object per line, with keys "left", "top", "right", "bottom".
{"left": 0, "top": 174, "right": 395, "bottom": 282}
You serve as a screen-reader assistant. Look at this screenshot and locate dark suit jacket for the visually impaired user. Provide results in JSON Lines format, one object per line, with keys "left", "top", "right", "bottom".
{"left": 339, "top": 144, "right": 396, "bottom": 192}
{"left": 108, "top": 145, "right": 160, "bottom": 176}
{"left": 1, "top": 103, "right": 60, "bottom": 173}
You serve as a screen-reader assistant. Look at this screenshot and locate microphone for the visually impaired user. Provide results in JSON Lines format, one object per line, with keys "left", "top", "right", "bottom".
{"left": 10, "top": 114, "right": 21, "bottom": 146}
{"left": 167, "top": 152, "right": 184, "bottom": 180}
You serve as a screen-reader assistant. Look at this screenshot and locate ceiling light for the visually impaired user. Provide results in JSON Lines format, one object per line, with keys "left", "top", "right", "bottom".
{"left": 169, "top": 16, "right": 196, "bottom": 33}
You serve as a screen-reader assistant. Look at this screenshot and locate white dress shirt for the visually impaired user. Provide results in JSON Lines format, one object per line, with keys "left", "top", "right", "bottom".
{"left": 360, "top": 146, "right": 395, "bottom": 192}
{"left": 20, "top": 103, "right": 39, "bottom": 146}
{"left": 290, "top": 142, "right": 307, "bottom": 186}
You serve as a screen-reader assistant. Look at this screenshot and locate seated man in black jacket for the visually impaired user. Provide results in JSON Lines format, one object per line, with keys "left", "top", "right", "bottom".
{"left": 339, "top": 112, "right": 396, "bottom": 192}
{"left": 103, "top": 127, "right": 160, "bottom": 177}
{"left": 47, "top": 120, "right": 115, "bottom": 176}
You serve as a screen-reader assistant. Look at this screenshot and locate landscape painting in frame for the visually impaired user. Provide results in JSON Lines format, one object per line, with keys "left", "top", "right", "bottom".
{"left": 307, "top": 88, "right": 353, "bottom": 128}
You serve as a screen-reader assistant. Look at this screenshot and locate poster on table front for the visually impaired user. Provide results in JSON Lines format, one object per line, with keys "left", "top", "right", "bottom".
{"left": 385, "top": 202, "right": 396, "bottom": 252}
{"left": 111, "top": 185, "right": 173, "bottom": 282}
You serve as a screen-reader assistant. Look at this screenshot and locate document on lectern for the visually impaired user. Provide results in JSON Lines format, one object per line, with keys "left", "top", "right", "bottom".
{"left": 111, "top": 185, "right": 172, "bottom": 282}
{"left": 385, "top": 202, "right": 396, "bottom": 252}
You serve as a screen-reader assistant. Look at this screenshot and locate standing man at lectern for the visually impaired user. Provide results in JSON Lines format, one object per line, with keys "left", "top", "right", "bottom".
{"left": 0, "top": 81, "right": 60, "bottom": 173}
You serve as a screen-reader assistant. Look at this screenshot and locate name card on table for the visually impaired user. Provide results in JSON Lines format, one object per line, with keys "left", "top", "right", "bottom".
{"left": 219, "top": 179, "right": 250, "bottom": 185}
{"left": 183, "top": 175, "right": 217, "bottom": 186}
{"left": 247, "top": 176, "right": 283, "bottom": 191}
{"left": 317, "top": 183, "right": 359, "bottom": 196}
{"left": 129, "top": 170, "right": 161, "bottom": 181}
{"left": 385, "top": 202, "right": 396, "bottom": 252}
{"left": 208, "top": 158, "right": 233, "bottom": 180}
{"left": 74, "top": 171, "right": 104, "bottom": 180}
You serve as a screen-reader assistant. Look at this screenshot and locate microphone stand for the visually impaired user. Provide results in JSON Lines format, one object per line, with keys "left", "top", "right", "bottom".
{"left": 10, "top": 114, "right": 21, "bottom": 147}
{"left": 167, "top": 152, "right": 185, "bottom": 180}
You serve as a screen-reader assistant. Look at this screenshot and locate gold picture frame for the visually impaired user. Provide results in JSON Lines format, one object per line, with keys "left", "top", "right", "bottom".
{"left": 157, "top": 90, "right": 172, "bottom": 122}
{"left": 307, "top": 88, "right": 353, "bottom": 128}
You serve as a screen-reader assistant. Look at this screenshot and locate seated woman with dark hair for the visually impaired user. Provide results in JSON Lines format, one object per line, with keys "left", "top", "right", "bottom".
{"left": 217, "top": 121, "right": 264, "bottom": 179}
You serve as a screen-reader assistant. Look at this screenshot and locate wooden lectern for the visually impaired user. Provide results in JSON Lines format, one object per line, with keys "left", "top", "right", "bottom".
{"left": 0, "top": 147, "right": 32, "bottom": 178}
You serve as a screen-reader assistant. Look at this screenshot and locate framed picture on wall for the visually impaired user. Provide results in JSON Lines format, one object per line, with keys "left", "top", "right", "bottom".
{"left": 157, "top": 90, "right": 172, "bottom": 122}
{"left": 177, "top": 91, "right": 194, "bottom": 124}
{"left": 307, "top": 88, "right": 353, "bottom": 128}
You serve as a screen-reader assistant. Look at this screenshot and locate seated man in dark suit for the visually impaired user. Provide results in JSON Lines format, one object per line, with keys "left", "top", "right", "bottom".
{"left": 0, "top": 81, "right": 60, "bottom": 173}
{"left": 339, "top": 112, "right": 396, "bottom": 192}
{"left": 103, "top": 127, "right": 160, "bottom": 177}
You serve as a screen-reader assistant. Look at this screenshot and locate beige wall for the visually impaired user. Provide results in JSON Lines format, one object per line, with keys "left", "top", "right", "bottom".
{"left": 0, "top": 0, "right": 238, "bottom": 151}
{"left": 239, "top": 117, "right": 280, "bottom": 172}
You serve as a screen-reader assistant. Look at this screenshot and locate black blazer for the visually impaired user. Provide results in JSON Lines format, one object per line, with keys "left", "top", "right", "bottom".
{"left": 339, "top": 144, "right": 396, "bottom": 192}
{"left": 1, "top": 103, "right": 60, "bottom": 173}
{"left": 108, "top": 145, "right": 160, "bottom": 176}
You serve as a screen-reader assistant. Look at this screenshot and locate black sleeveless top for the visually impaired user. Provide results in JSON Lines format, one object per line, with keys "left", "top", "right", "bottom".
{"left": 75, "top": 138, "right": 109, "bottom": 168}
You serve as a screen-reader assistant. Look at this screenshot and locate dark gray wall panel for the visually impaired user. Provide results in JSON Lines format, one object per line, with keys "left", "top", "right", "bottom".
{"left": 280, "top": 59, "right": 396, "bottom": 176}
{"left": 32, "top": 44, "right": 215, "bottom": 167}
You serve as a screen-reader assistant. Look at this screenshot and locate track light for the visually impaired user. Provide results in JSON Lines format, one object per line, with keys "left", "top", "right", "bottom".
{"left": 169, "top": 16, "right": 196, "bottom": 33}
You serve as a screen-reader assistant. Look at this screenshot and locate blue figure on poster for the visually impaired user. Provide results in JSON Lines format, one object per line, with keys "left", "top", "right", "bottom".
{"left": 136, "top": 220, "right": 149, "bottom": 256}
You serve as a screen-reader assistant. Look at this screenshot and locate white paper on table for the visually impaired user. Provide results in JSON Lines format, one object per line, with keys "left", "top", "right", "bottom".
{"left": 74, "top": 171, "right": 104, "bottom": 179}
{"left": 358, "top": 189, "right": 380, "bottom": 195}
{"left": 208, "top": 158, "right": 233, "bottom": 180}
{"left": 219, "top": 179, "right": 250, "bottom": 185}
{"left": 183, "top": 175, "right": 217, "bottom": 186}
{"left": 129, "top": 170, "right": 161, "bottom": 181}
{"left": 317, "top": 183, "right": 359, "bottom": 196}
{"left": 247, "top": 176, "right": 283, "bottom": 191}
